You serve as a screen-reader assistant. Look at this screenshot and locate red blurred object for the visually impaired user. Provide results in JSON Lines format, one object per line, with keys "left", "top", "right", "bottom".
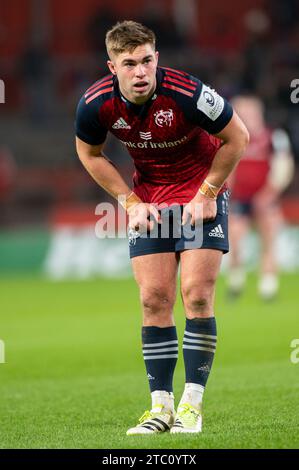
{"left": 281, "top": 197, "right": 299, "bottom": 224}
{"left": 0, "top": 147, "right": 16, "bottom": 200}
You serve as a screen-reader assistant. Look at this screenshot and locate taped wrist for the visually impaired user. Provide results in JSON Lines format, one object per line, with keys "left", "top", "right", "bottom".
{"left": 199, "top": 180, "right": 221, "bottom": 200}
{"left": 120, "top": 191, "right": 142, "bottom": 211}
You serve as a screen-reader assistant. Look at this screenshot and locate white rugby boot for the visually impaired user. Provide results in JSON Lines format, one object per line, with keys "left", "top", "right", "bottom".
{"left": 171, "top": 403, "right": 202, "bottom": 433}
{"left": 126, "top": 390, "right": 175, "bottom": 435}
{"left": 126, "top": 404, "right": 174, "bottom": 435}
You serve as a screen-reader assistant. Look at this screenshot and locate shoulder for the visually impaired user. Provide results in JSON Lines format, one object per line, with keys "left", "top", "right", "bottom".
{"left": 159, "top": 66, "right": 200, "bottom": 101}
{"left": 158, "top": 66, "right": 233, "bottom": 134}
{"left": 83, "top": 74, "right": 114, "bottom": 105}
{"left": 75, "top": 74, "right": 114, "bottom": 145}
{"left": 159, "top": 65, "right": 226, "bottom": 118}
{"left": 77, "top": 74, "right": 115, "bottom": 114}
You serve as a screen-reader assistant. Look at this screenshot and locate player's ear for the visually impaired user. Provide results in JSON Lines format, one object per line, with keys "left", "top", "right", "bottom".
{"left": 155, "top": 51, "right": 159, "bottom": 64}
{"left": 107, "top": 60, "right": 117, "bottom": 75}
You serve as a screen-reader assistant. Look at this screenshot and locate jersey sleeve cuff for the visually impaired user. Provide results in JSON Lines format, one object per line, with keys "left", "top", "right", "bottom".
{"left": 209, "top": 104, "right": 233, "bottom": 134}
{"left": 75, "top": 132, "right": 106, "bottom": 146}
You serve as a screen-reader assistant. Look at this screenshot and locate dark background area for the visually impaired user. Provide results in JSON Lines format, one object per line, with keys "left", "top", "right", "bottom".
{"left": 0, "top": 0, "right": 298, "bottom": 229}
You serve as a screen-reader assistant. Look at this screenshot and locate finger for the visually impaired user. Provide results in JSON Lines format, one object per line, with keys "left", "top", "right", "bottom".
{"left": 182, "top": 209, "right": 189, "bottom": 226}
{"left": 148, "top": 219, "right": 155, "bottom": 231}
{"left": 149, "top": 205, "right": 161, "bottom": 224}
{"left": 194, "top": 201, "right": 203, "bottom": 222}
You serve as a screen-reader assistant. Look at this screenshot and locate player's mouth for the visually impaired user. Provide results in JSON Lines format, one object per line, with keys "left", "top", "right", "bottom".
{"left": 133, "top": 81, "right": 149, "bottom": 92}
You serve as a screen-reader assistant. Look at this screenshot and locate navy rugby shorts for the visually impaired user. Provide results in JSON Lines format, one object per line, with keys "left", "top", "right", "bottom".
{"left": 129, "top": 190, "right": 230, "bottom": 258}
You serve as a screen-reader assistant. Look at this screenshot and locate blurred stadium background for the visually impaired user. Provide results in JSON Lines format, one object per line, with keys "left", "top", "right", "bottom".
{"left": 0, "top": 0, "right": 299, "bottom": 449}
{"left": 0, "top": 0, "right": 299, "bottom": 277}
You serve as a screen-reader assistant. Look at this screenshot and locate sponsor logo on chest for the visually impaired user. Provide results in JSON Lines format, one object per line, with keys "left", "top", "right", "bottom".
{"left": 112, "top": 108, "right": 187, "bottom": 149}
{"left": 120, "top": 135, "right": 187, "bottom": 149}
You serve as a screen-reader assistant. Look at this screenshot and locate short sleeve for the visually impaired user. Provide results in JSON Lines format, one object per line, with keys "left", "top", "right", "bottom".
{"left": 188, "top": 79, "right": 233, "bottom": 134}
{"left": 75, "top": 95, "right": 108, "bottom": 145}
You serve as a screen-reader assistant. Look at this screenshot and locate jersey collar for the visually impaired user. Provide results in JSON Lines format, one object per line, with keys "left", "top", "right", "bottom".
{"left": 114, "top": 67, "right": 163, "bottom": 113}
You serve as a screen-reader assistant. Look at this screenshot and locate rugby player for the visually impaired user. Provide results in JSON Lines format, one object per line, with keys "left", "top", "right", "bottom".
{"left": 227, "top": 95, "right": 294, "bottom": 300}
{"left": 75, "top": 20, "right": 249, "bottom": 434}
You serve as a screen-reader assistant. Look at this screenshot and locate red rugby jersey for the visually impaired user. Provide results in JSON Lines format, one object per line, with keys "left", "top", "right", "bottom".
{"left": 230, "top": 128, "right": 273, "bottom": 201}
{"left": 75, "top": 67, "right": 233, "bottom": 205}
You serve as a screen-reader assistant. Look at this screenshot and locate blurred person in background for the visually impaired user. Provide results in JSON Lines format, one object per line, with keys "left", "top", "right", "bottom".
{"left": 227, "top": 95, "right": 294, "bottom": 300}
{"left": 75, "top": 20, "right": 249, "bottom": 435}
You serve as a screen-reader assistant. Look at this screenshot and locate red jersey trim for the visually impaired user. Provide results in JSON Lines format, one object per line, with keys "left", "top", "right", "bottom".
{"left": 161, "top": 66, "right": 188, "bottom": 77}
{"left": 164, "top": 76, "right": 196, "bottom": 91}
{"left": 165, "top": 70, "right": 197, "bottom": 86}
{"left": 85, "top": 75, "right": 113, "bottom": 92}
{"left": 85, "top": 79, "right": 113, "bottom": 98}
{"left": 85, "top": 87, "right": 113, "bottom": 104}
{"left": 162, "top": 83, "right": 194, "bottom": 97}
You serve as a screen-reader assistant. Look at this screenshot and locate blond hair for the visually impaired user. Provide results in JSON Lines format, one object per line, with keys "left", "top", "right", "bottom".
{"left": 105, "top": 20, "right": 156, "bottom": 58}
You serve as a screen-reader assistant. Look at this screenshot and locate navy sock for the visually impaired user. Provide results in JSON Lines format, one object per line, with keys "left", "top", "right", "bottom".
{"left": 183, "top": 317, "right": 217, "bottom": 386}
{"left": 142, "top": 326, "right": 178, "bottom": 393}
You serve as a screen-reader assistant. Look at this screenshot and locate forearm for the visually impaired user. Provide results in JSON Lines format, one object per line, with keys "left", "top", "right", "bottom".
{"left": 79, "top": 152, "right": 131, "bottom": 200}
{"left": 195, "top": 111, "right": 249, "bottom": 198}
{"left": 203, "top": 141, "right": 245, "bottom": 189}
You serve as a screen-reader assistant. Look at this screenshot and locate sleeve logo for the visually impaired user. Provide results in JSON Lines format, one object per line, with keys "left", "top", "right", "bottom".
{"left": 203, "top": 90, "right": 215, "bottom": 107}
{"left": 197, "top": 84, "right": 224, "bottom": 121}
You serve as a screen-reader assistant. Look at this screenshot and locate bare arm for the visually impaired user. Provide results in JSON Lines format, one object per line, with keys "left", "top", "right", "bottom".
{"left": 202, "top": 110, "right": 249, "bottom": 188}
{"left": 76, "top": 136, "right": 160, "bottom": 230}
{"left": 182, "top": 111, "right": 249, "bottom": 224}
{"left": 75, "top": 137, "right": 132, "bottom": 200}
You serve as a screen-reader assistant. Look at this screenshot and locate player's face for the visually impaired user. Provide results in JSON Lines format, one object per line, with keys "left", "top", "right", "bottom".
{"left": 107, "top": 43, "right": 159, "bottom": 104}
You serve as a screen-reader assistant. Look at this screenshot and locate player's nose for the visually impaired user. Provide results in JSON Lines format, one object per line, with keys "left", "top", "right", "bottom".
{"left": 135, "top": 64, "right": 146, "bottom": 77}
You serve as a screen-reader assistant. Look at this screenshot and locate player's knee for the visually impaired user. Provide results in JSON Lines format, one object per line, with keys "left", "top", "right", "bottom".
{"left": 181, "top": 281, "right": 215, "bottom": 315}
{"left": 186, "top": 294, "right": 209, "bottom": 314}
{"left": 140, "top": 286, "right": 175, "bottom": 315}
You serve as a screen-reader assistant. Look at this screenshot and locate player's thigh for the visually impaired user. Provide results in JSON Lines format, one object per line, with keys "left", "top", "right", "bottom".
{"left": 180, "top": 248, "right": 223, "bottom": 295}
{"left": 132, "top": 252, "right": 179, "bottom": 295}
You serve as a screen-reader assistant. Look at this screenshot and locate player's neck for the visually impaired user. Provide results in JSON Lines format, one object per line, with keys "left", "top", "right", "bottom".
{"left": 120, "top": 81, "right": 157, "bottom": 106}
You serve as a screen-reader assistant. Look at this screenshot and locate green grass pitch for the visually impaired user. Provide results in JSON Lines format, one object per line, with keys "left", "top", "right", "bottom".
{"left": 0, "top": 273, "right": 298, "bottom": 449}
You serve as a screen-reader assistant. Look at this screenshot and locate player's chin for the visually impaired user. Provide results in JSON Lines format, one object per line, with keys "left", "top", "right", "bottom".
{"left": 132, "top": 84, "right": 150, "bottom": 94}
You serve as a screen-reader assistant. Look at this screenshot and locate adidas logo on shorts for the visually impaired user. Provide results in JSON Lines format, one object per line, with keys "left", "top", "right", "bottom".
{"left": 209, "top": 224, "right": 225, "bottom": 238}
